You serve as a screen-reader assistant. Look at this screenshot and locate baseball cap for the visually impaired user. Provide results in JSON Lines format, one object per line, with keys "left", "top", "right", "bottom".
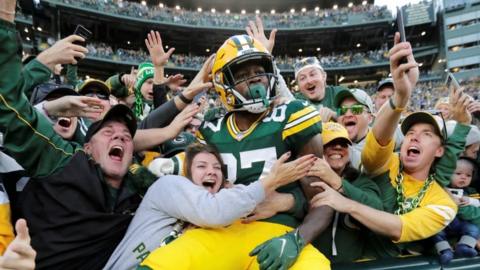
{"left": 30, "top": 83, "right": 79, "bottom": 105}
{"left": 400, "top": 111, "right": 446, "bottom": 143}
{"left": 322, "top": 122, "right": 352, "bottom": 146}
{"left": 161, "top": 132, "right": 196, "bottom": 158}
{"left": 377, "top": 78, "right": 394, "bottom": 92}
{"left": 334, "top": 88, "right": 374, "bottom": 113}
{"left": 84, "top": 104, "right": 137, "bottom": 143}
{"left": 294, "top": 57, "right": 324, "bottom": 79}
{"left": 76, "top": 79, "right": 111, "bottom": 96}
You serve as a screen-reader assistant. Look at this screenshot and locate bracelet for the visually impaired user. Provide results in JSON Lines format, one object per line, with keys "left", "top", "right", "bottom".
{"left": 389, "top": 98, "right": 406, "bottom": 113}
{"left": 178, "top": 92, "right": 192, "bottom": 104}
{"left": 335, "top": 183, "right": 343, "bottom": 192}
{"left": 0, "top": 9, "right": 15, "bottom": 15}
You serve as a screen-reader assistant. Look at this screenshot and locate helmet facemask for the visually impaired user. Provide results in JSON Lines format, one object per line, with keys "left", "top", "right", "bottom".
{"left": 217, "top": 53, "right": 277, "bottom": 114}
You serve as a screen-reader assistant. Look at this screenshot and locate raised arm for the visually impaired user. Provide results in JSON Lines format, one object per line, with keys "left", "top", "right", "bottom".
{"left": 434, "top": 87, "right": 473, "bottom": 186}
{"left": 133, "top": 104, "right": 199, "bottom": 151}
{"left": 0, "top": 30, "right": 86, "bottom": 177}
{"left": 145, "top": 30, "right": 174, "bottom": 86}
{"left": 372, "top": 32, "right": 419, "bottom": 146}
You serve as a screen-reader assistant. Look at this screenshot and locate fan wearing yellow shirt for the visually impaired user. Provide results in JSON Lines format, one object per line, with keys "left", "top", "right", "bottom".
{"left": 309, "top": 32, "right": 473, "bottom": 258}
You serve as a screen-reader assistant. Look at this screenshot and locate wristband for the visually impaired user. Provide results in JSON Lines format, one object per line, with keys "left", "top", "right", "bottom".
{"left": 178, "top": 92, "right": 192, "bottom": 104}
{"left": 335, "top": 183, "right": 343, "bottom": 192}
{"left": 389, "top": 98, "right": 406, "bottom": 113}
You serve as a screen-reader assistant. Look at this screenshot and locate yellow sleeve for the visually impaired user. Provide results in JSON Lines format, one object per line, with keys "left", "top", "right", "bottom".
{"left": 0, "top": 202, "right": 14, "bottom": 255}
{"left": 397, "top": 184, "right": 457, "bottom": 243}
{"left": 361, "top": 130, "right": 396, "bottom": 176}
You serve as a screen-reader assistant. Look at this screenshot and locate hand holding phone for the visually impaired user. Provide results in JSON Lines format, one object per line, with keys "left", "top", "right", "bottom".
{"left": 73, "top": 25, "right": 92, "bottom": 47}
{"left": 445, "top": 72, "right": 461, "bottom": 92}
{"left": 72, "top": 25, "right": 91, "bottom": 63}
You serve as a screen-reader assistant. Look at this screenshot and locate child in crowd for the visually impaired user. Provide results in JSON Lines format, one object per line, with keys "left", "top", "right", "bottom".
{"left": 433, "top": 157, "right": 480, "bottom": 264}
{"left": 133, "top": 62, "right": 155, "bottom": 120}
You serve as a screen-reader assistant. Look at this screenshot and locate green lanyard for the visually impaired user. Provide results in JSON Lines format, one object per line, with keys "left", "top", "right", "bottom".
{"left": 394, "top": 166, "right": 435, "bottom": 215}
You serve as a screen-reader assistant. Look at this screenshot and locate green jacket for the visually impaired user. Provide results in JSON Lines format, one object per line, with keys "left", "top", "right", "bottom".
{"left": 0, "top": 20, "right": 159, "bottom": 268}
{"left": 314, "top": 171, "right": 383, "bottom": 263}
{"left": 20, "top": 59, "right": 52, "bottom": 100}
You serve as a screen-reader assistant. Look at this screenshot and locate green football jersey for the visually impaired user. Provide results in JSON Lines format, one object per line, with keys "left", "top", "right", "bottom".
{"left": 197, "top": 100, "right": 322, "bottom": 227}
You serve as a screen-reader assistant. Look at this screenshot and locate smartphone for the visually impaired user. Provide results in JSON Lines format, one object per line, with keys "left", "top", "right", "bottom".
{"left": 396, "top": 7, "right": 408, "bottom": 66}
{"left": 445, "top": 72, "right": 461, "bottom": 92}
{"left": 73, "top": 25, "right": 92, "bottom": 47}
{"left": 397, "top": 7, "right": 406, "bottom": 43}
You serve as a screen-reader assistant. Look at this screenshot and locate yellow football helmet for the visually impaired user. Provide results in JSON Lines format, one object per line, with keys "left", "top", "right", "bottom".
{"left": 212, "top": 35, "right": 277, "bottom": 113}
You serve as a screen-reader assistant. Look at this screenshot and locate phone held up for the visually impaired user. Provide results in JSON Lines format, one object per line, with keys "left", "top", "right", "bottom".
{"left": 396, "top": 7, "right": 408, "bottom": 66}
{"left": 73, "top": 25, "right": 92, "bottom": 47}
{"left": 445, "top": 72, "right": 461, "bottom": 93}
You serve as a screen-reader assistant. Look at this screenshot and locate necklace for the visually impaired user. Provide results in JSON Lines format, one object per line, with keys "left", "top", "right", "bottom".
{"left": 394, "top": 166, "right": 434, "bottom": 215}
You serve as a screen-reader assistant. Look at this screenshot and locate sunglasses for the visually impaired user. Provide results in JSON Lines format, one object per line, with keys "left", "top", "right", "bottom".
{"left": 424, "top": 110, "right": 448, "bottom": 143}
{"left": 84, "top": 92, "right": 109, "bottom": 100}
{"left": 337, "top": 104, "right": 368, "bottom": 116}
{"left": 293, "top": 57, "right": 321, "bottom": 72}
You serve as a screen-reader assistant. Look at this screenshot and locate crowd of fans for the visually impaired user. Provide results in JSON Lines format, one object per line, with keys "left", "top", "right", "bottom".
{"left": 85, "top": 42, "right": 390, "bottom": 69}
{"left": 83, "top": 41, "right": 479, "bottom": 115}
{"left": 52, "top": 0, "right": 391, "bottom": 29}
{"left": 1, "top": 1, "right": 480, "bottom": 270}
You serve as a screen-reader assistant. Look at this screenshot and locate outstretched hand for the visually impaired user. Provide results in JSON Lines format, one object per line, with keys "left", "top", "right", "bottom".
{"left": 166, "top": 103, "right": 200, "bottom": 138}
{"left": 310, "top": 182, "right": 352, "bottom": 212}
{"left": 166, "top": 74, "right": 187, "bottom": 92}
{"left": 306, "top": 157, "right": 342, "bottom": 191}
{"left": 183, "top": 54, "right": 215, "bottom": 100}
{"left": 145, "top": 30, "right": 174, "bottom": 67}
{"left": 449, "top": 87, "right": 472, "bottom": 124}
{"left": 43, "top": 95, "right": 104, "bottom": 119}
{"left": 246, "top": 16, "right": 277, "bottom": 53}
{"left": 264, "top": 153, "right": 315, "bottom": 190}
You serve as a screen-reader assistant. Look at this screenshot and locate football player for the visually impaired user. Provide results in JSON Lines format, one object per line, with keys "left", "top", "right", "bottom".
{"left": 141, "top": 35, "right": 333, "bottom": 269}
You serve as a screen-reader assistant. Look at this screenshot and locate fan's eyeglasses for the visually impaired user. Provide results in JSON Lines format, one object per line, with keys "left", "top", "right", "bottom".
{"left": 337, "top": 104, "right": 368, "bottom": 116}
{"left": 424, "top": 110, "right": 448, "bottom": 143}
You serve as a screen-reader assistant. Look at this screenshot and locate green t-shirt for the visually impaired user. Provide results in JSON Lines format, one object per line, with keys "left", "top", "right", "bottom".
{"left": 294, "top": 85, "right": 347, "bottom": 110}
